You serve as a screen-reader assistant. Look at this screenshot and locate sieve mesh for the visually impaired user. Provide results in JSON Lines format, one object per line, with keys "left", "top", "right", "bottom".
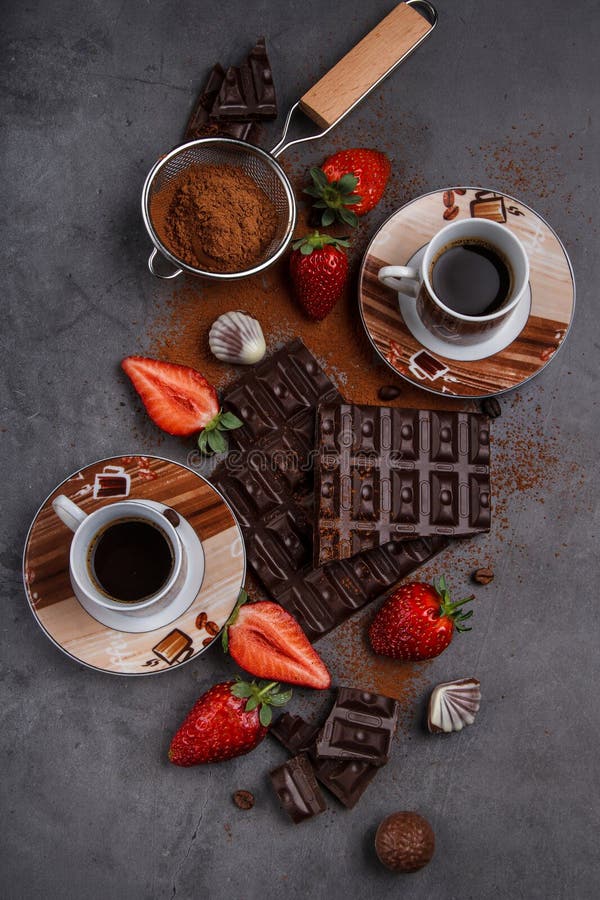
{"left": 143, "top": 138, "right": 296, "bottom": 279}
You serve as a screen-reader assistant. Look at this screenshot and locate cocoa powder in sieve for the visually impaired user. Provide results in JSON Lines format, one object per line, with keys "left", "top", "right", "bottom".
{"left": 151, "top": 163, "right": 278, "bottom": 273}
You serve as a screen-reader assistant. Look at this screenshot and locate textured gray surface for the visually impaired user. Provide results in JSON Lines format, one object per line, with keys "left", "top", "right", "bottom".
{"left": 2, "top": 0, "right": 599, "bottom": 898}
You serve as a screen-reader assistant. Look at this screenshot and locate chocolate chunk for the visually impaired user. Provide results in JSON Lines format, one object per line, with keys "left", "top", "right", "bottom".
{"left": 315, "top": 688, "right": 399, "bottom": 766}
{"left": 211, "top": 38, "right": 277, "bottom": 121}
{"left": 270, "top": 713, "right": 380, "bottom": 810}
{"left": 184, "top": 63, "right": 261, "bottom": 144}
{"left": 211, "top": 341, "right": 449, "bottom": 642}
{"left": 375, "top": 812, "right": 435, "bottom": 872}
{"left": 314, "top": 402, "right": 492, "bottom": 566}
{"left": 269, "top": 755, "right": 326, "bottom": 823}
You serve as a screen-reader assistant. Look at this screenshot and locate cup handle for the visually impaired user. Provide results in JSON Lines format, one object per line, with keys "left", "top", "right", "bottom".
{"left": 378, "top": 265, "right": 420, "bottom": 297}
{"left": 52, "top": 494, "right": 88, "bottom": 532}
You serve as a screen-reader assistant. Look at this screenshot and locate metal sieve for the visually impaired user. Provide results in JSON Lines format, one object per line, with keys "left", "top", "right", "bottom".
{"left": 142, "top": 1, "right": 437, "bottom": 281}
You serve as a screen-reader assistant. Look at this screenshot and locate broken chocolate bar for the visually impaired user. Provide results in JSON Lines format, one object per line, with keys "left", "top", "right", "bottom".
{"left": 314, "top": 402, "right": 491, "bottom": 565}
{"left": 315, "top": 688, "right": 399, "bottom": 766}
{"left": 269, "top": 754, "right": 326, "bottom": 823}
{"left": 211, "top": 38, "right": 277, "bottom": 121}
{"left": 211, "top": 341, "right": 449, "bottom": 642}
{"left": 183, "top": 62, "right": 260, "bottom": 143}
{"left": 270, "top": 712, "right": 380, "bottom": 810}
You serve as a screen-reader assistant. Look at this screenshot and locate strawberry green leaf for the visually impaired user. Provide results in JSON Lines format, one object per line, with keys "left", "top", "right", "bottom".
{"left": 269, "top": 689, "right": 293, "bottom": 706}
{"left": 245, "top": 696, "right": 259, "bottom": 712}
{"left": 207, "top": 429, "right": 227, "bottom": 454}
{"left": 338, "top": 173, "right": 359, "bottom": 192}
{"left": 198, "top": 431, "right": 209, "bottom": 453}
{"left": 259, "top": 704, "right": 272, "bottom": 727}
{"left": 231, "top": 681, "right": 253, "bottom": 698}
{"left": 218, "top": 411, "right": 243, "bottom": 430}
{"left": 309, "top": 166, "right": 329, "bottom": 188}
{"left": 339, "top": 207, "right": 359, "bottom": 227}
{"left": 321, "top": 208, "right": 335, "bottom": 227}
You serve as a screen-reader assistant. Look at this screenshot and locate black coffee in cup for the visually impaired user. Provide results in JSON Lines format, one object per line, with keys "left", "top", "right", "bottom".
{"left": 430, "top": 239, "right": 513, "bottom": 317}
{"left": 89, "top": 518, "right": 173, "bottom": 603}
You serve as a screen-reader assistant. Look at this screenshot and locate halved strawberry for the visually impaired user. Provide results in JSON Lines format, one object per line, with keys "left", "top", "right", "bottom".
{"left": 223, "top": 592, "right": 331, "bottom": 690}
{"left": 121, "top": 356, "right": 241, "bottom": 452}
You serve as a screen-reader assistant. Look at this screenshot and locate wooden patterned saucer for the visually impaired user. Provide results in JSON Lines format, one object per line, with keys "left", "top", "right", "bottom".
{"left": 358, "top": 187, "right": 575, "bottom": 398}
{"left": 22, "top": 455, "right": 246, "bottom": 676}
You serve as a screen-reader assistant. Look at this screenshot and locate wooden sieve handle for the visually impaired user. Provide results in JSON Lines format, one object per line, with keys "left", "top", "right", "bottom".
{"left": 299, "top": 2, "right": 434, "bottom": 129}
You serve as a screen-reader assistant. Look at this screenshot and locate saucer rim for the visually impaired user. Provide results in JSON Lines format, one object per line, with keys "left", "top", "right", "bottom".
{"left": 358, "top": 185, "right": 576, "bottom": 399}
{"left": 22, "top": 454, "right": 246, "bottom": 677}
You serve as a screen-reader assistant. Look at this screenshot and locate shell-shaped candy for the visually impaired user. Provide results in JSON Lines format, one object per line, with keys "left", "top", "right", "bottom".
{"left": 208, "top": 310, "right": 266, "bottom": 365}
{"left": 427, "top": 678, "right": 481, "bottom": 734}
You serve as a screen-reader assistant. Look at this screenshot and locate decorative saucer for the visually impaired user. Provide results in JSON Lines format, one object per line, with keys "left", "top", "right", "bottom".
{"left": 358, "top": 187, "right": 575, "bottom": 398}
{"left": 22, "top": 455, "right": 246, "bottom": 676}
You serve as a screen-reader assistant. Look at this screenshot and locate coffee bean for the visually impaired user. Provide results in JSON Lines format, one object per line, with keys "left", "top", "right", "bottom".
{"left": 205, "top": 620, "right": 220, "bottom": 636}
{"left": 163, "top": 507, "right": 180, "bottom": 527}
{"left": 473, "top": 567, "right": 494, "bottom": 585}
{"left": 378, "top": 384, "right": 402, "bottom": 402}
{"left": 202, "top": 636, "right": 214, "bottom": 647}
{"left": 443, "top": 205, "right": 459, "bottom": 221}
{"left": 454, "top": 188, "right": 467, "bottom": 195}
{"left": 443, "top": 190, "right": 455, "bottom": 208}
{"left": 233, "top": 790, "right": 255, "bottom": 810}
{"left": 195, "top": 611, "right": 208, "bottom": 631}
{"left": 480, "top": 397, "right": 502, "bottom": 419}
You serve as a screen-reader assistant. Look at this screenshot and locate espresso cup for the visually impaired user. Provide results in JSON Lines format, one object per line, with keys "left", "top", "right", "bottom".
{"left": 378, "top": 218, "right": 530, "bottom": 345}
{"left": 52, "top": 495, "right": 184, "bottom": 613}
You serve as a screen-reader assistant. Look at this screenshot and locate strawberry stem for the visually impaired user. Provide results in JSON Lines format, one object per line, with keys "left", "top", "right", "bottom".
{"left": 434, "top": 576, "right": 475, "bottom": 633}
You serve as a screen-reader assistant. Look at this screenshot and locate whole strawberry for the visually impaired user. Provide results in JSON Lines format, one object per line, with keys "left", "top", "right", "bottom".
{"left": 168, "top": 679, "right": 291, "bottom": 766}
{"left": 369, "top": 576, "right": 474, "bottom": 662}
{"left": 289, "top": 232, "right": 349, "bottom": 321}
{"left": 305, "top": 148, "right": 391, "bottom": 227}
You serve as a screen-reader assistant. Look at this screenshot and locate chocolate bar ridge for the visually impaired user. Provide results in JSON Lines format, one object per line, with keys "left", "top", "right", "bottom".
{"left": 314, "top": 402, "right": 491, "bottom": 565}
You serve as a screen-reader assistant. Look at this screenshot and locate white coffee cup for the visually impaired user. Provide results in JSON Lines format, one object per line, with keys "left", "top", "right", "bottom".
{"left": 378, "top": 218, "right": 530, "bottom": 346}
{"left": 52, "top": 495, "right": 185, "bottom": 613}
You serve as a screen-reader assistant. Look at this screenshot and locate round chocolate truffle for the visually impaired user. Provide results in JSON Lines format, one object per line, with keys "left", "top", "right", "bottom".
{"left": 375, "top": 811, "right": 435, "bottom": 872}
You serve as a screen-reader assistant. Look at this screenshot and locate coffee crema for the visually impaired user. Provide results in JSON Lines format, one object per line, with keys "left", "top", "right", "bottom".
{"left": 430, "top": 238, "right": 513, "bottom": 318}
{"left": 89, "top": 518, "right": 174, "bottom": 603}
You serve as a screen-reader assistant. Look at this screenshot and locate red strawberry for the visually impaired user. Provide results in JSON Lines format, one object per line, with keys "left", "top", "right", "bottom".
{"left": 305, "top": 148, "right": 391, "bottom": 227}
{"left": 289, "top": 232, "right": 349, "bottom": 321}
{"left": 168, "top": 679, "right": 291, "bottom": 766}
{"left": 121, "top": 356, "right": 241, "bottom": 453}
{"left": 369, "top": 576, "right": 474, "bottom": 662}
{"left": 223, "top": 591, "right": 331, "bottom": 689}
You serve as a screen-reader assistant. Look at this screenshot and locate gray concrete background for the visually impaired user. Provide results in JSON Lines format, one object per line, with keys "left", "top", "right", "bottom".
{"left": 2, "top": 0, "right": 599, "bottom": 897}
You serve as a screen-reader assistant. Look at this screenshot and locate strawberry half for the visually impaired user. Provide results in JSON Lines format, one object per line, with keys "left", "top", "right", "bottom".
{"left": 168, "top": 678, "right": 291, "bottom": 766}
{"left": 223, "top": 591, "right": 331, "bottom": 689}
{"left": 369, "top": 576, "right": 474, "bottom": 662}
{"left": 121, "top": 356, "right": 242, "bottom": 453}
{"left": 305, "top": 148, "right": 391, "bottom": 226}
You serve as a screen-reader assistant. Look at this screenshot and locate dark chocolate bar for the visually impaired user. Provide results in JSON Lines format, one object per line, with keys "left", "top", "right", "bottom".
{"left": 184, "top": 63, "right": 260, "bottom": 144}
{"left": 269, "top": 754, "right": 326, "bottom": 823}
{"left": 211, "top": 38, "right": 277, "bottom": 121}
{"left": 270, "top": 713, "right": 380, "bottom": 810}
{"left": 315, "top": 688, "right": 399, "bottom": 766}
{"left": 211, "top": 341, "right": 449, "bottom": 642}
{"left": 314, "top": 402, "right": 491, "bottom": 565}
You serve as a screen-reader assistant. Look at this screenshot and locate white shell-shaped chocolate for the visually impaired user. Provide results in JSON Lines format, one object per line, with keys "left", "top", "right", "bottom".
{"left": 427, "top": 678, "right": 481, "bottom": 734}
{"left": 208, "top": 310, "right": 266, "bottom": 365}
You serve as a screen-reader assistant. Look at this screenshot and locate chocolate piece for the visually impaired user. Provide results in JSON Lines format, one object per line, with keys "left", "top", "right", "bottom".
{"left": 269, "top": 754, "right": 326, "bottom": 823}
{"left": 375, "top": 812, "right": 435, "bottom": 872}
{"left": 211, "top": 38, "right": 277, "bottom": 121}
{"left": 270, "top": 713, "right": 379, "bottom": 810}
{"left": 427, "top": 678, "right": 481, "bottom": 733}
{"left": 314, "top": 402, "right": 491, "bottom": 565}
{"left": 316, "top": 688, "right": 399, "bottom": 765}
{"left": 212, "top": 342, "right": 449, "bottom": 641}
{"left": 184, "top": 63, "right": 260, "bottom": 144}
{"left": 480, "top": 396, "right": 502, "bottom": 419}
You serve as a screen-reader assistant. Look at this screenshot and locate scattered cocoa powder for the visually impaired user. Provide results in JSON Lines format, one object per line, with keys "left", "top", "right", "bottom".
{"left": 150, "top": 163, "right": 278, "bottom": 273}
